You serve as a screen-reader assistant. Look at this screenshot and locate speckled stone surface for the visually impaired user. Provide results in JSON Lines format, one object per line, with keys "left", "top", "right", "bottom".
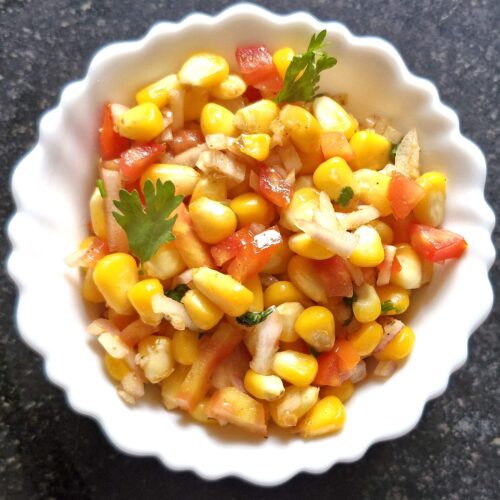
{"left": 0, "top": 0, "right": 498, "bottom": 498}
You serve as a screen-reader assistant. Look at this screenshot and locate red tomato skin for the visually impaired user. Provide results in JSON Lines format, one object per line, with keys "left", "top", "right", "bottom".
{"left": 320, "top": 132, "right": 355, "bottom": 162}
{"left": 99, "top": 104, "right": 130, "bottom": 160}
{"left": 410, "top": 224, "right": 467, "bottom": 262}
{"left": 243, "top": 85, "right": 263, "bottom": 103}
{"left": 254, "top": 73, "right": 283, "bottom": 95}
{"left": 313, "top": 256, "right": 353, "bottom": 298}
{"left": 168, "top": 124, "right": 204, "bottom": 156}
{"left": 259, "top": 165, "right": 293, "bottom": 208}
{"left": 383, "top": 214, "right": 414, "bottom": 244}
{"left": 235, "top": 45, "right": 276, "bottom": 85}
{"left": 388, "top": 173, "right": 425, "bottom": 220}
{"left": 119, "top": 143, "right": 166, "bottom": 182}
{"left": 314, "top": 349, "right": 342, "bottom": 386}
{"left": 81, "top": 237, "right": 108, "bottom": 268}
{"left": 333, "top": 339, "right": 360, "bottom": 373}
{"left": 210, "top": 227, "right": 255, "bottom": 267}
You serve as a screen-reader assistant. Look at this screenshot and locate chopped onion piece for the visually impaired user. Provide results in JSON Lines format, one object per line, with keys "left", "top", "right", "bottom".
{"left": 98, "top": 332, "right": 132, "bottom": 359}
{"left": 345, "top": 261, "right": 365, "bottom": 286}
{"left": 211, "top": 344, "right": 250, "bottom": 391}
{"left": 249, "top": 169, "right": 260, "bottom": 191}
{"left": 278, "top": 143, "right": 302, "bottom": 172}
{"left": 157, "top": 126, "right": 173, "bottom": 143}
{"left": 395, "top": 128, "right": 420, "bottom": 179}
{"left": 338, "top": 205, "right": 380, "bottom": 230}
{"left": 169, "top": 89, "right": 185, "bottom": 132}
{"left": 119, "top": 320, "right": 159, "bottom": 346}
{"left": 249, "top": 311, "right": 283, "bottom": 375}
{"left": 151, "top": 293, "right": 197, "bottom": 331}
{"left": 285, "top": 169, "right": 296, "bottom": 186}
{"left": 375, "top": 318, "right": 405, "bottom": 353}
{"left": 376, "top": 245, "right": 397, "bottom": 286}
{"left": 172, "top": 143, "right": 208, "bottom": 167}
{"left": 110, "top": 103, "right": 129, "bottom": 125}
{"left": 383, "top": 125, "right": 403, "bottom": 144}
{"left": 87, "top": 318, "right": 121, "bottom": 337}
{"left": 374, "top": 360, "right": 398, "bottom": 377}
{"left": 171, "top": 269, "right": 194, "bottom": 288}
{"left": 196, "top": 149, "right": 246, "bottom": 185}
{"left": 64, "top": 247, "right": 89, "bottom": 267}
{"left": 260, "top": 274, "right": 279, "bottom": 288}
{"left": 205, "top": 133, "right": 228, "bottom": 150}
{"left": 117, "top": 389, "right": 137, "bottom": 405}
{"left": 270, "top": 118, "right": 287, "bottom": 147}
{"left": 121, "top": 372, "right": 145, "bottom": 398}
{"left": 349, "top": 361, "right": 367, "bottom": 383}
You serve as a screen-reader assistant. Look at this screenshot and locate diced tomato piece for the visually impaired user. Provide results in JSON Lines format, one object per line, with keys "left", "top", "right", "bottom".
{"left": 227, "top": 226, "right": 282, "bottom": 282}
{"left": 320, "top": 132, "right": 355, "bottom": 162}
{"left": 206, "top": 387, "right": 267, "bottom": 436}
{"left": 123, "top": 179, "right": 146, "bottom": 204}
{"left": 173, "top": 203, "right": 215, "bottom": 268}
{"left": 388, "top": 173, "right": 425, "bottom": 220}
{"left": 99, "top": 104, "right": 130, "bottom": 160}
{"left": 313, "top": 256, "right": 353, "bottom": 298}
{"left": 210, "top": 227, "right": 255, "bottom": 266}
{"left": 243, "top": 85, "right": 262, "bottom": 103}
{"left": 80, "top": 236, "right": 108, "bottom": 268}
{"left": 235, "top": 45, "right": 279, "bottom": 86}
{"left": 168, "top": 124, "right": 204, "bottom": 156}
{"left": 109, "top": 313, "right": 137, "bottom": 331}
{"left": 392, "top": 255, "right": 402, "bottom": 273}
{"left": 254, "top": 72, "right": 283, "bottom": 95}
{"left": 410, "top": 224, "right": 467, "bottom": 262}
{"left": 259, "top": 165, "right": 293, "bottom": 208}
{"left": 119, "top": 142, "right": 166, "bottom": 182}
{"left": 383, "top": 214, "right": 414, "bottom": 244}
{"left": 314, "top": 339, "right": 360, "bottom": 386}
{"left": 177, "top": 323, "right": 244, "bottom": 412}
{"left": 280, "top": 338, "right": 310, "bottom": 354}
{"left": 118, "top": 319, "right": 158, "bottom": 346}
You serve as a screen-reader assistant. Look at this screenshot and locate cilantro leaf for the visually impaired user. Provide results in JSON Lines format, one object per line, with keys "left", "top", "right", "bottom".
{"left": 390, "top": 142, "right": 399, "bottom": 162}
{"left": 113, "top": 179, "right": 183, "bottom": 263}
{"left": 381, "top": 300, "right": 400, "bottom": 314}
{"left": 337, "top": 186, "right": 354, "bottom": 207}
{"left": 236, "top": 306, "right": 276, "bottom": 326}
{"left": 275, "top": 30, "right": 337, "bottom": 104}
{"left": 96, "top": 178, "right": 106, "bottom": 198}
{"left": 165, "top": 284, "right": 189, "bottom": 302}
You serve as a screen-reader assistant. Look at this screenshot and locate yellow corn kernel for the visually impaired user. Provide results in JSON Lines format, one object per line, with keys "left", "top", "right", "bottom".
{"left": 276, "top": 302, "right": 304, "bottom": 342}
{"left": 181, "top": 288, "right": 224, "bottom": 330}
{"left": 272, "top": 351, "right": 318, "bottom": 387}
{"left": 178, "top": 53, "right": 229, "bottom": 88}
{"left": 116, "top": 102, "right": 164, "bottom": 142}
{"left": 280, "top": 187, "right": 320, "bottom": 231}
{"left": 192, "top": 267, "right": 254, "bottom": 317}
{"left": 137, "top": 335, "right": 174, "bottom": 384}
{"left": 313, "top": 157, "right": 356, "bottom": 202}
{"left": 295, "top": 305, "right": 335, "bottom": 352}
{"left": 104, "top": 353, "right": 130, "bottom": 381}
{"left": 135, "top": 73, "right": 182, "bottom": 108}
{"left": 143, "top": 242, "right": 186, "bottom": 281}
{"left": 82, "top": 268, "right": 105, "bottom": 303}
{"left": 261, "top": 237, "right": 294, "bottom": 274}
{"left": 297, "top": 148, "right": 325, "bottom": 175}
{"left": 368, "top": 220, "right": 394, "bottom": 245}
{"left": 189, "top": 197, "right": 237, "bottom": 244}
{"left": 375, "top": 325, "right": 415, "bottom": 361}
{"left": 349, "top": 130, "right": 392, "bottom": 170}
{"left": 391, "top": 244, "right": 422, "bottom": 290}
{"left": 229, "top": 193, "right": 275, "bottom": 227}
{"left": 141, "top": 164, "right": 200, "bottom": 197}
{"left": 127, "top": 278, "right": 164, "bottom": 326}
{"left": 347, "top": 321, "right": 383, "bottom": 357}
{"left": 377, "top": 284, "right": 410, "bottom": 315}
{"left": 349, "top": 225, "right": 385, "bottom": 267}
{"left": 210, "top": 74, "right": 247, "bottom": 100}
{"left": 244, "top": 369, "right": 285, "bottom": 401}
{"left": 288, "top": 255, "right": 327, "bottom": 304}
{"left": 244, "top": 275, "right": 264, "bottom": 312}
{"left": 413, "top": 171, "right": 447, "bottom": 227}
{"left": 238, "top": 133, "right": 271, "bottom": 161}
{"left": 320, "top": 380, "right": 354, "bottom": 403}
{"left": 272, "top": 47, "right": 295, "bottom": 80}
{"left": 161, "top": 365, "right": 190, "bottom": 410}
{"left": 172, "top": 329, "right": 199, "bottom": 365}
{"left": 313, "top": 96, "right": 358, "bottom": 139}
{"left": 234, "top": 99, "right": 279, "bottom": 134}
{"left": 269, "top": 385, "right": 319, "bottom": 427}
{"left": 353, "top": 283, "right": 381, "bottom": 323}
{"left": 89, "top": 187, "right": 106, "bottom": 240}
{"left": 288, "top": 232, "right": 335, "bottom": 260}
{"left": 353, "top": 169, "right": 392, "bottom": 216}
{"left": 264, "top": 281, "right": 307, "bottom": 309}
{"left": 190, "top": 397, "right": 216, "bottom": 424}
{"left": 280, "top": 104, "right": 322, "bottom": 153}
{"left": 200, "top": 102, "right": 238, "bottom": 137}
{"left": 296, "top": 396, "right": 346, "bottom": 437}
{"left": 94, "top": 253, "right": 138, "bottom": 315}
{"left": 183, "top": 87, "right": 210, "bottom": 121}
{"left": 191, "top": 176, "right": 227, "bottom": 202}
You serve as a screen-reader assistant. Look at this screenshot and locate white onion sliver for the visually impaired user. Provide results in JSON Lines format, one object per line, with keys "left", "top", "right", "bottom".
{"left": 345, "top": 261, "right": 365, "bottom": 286}
{"left": 169, "top": 89, "right": 185, "bottom": 132}
{"left": 249, "top": 169, "right": 260, "bottom": 191}
{"left": 340, "top": 205, "right": 380, "bottom": 230}
{"left": 374, "top": 360, "right": 398, "bottom": 377}
{"left": 375, "top": 318, "right": 405, "bottom": 353}
{"left": 278, "top": 144, "right": 302, "bottom": 172}
{"left": 196, "top": 149, "right": 246, "bottom": 185}
{"left": 87, "top": 318, "right": 121, "bottom": 337}
{"left": 205, "top": 133, "right": 228, "bottom": 150}
{"left": 376, "top": 245, "right": 397, "bottom": 286}
{"left": 395, "top": 128, "right": 420, "bottom": 179}
{"left": 349, "top": 361, "right": 367, "bottom": 383}
{"left": 121, "top": 372, "right": 145, "bottom": 398}
{"left": 151, "top": 293, "right": 197, "bottom": 331}
{"left": 110, "top": 103, "right": 129, "bottom": 125}
{"left": 173, "top": 143, "right": 208, "bottom": 167}
{"left": 249, "top": 311, "right": 283, "bottom": 375}
{"left": 383, "top": 125, "right": 403, "bottom": 144}
{"left": 171, "top": 269, "right": 194, "bottom": 287}
{"left": 98, "top": 332, "right": 131, "bottom": 359}
{"left": 64, "top": 247, "right": 88, "bottom": 267}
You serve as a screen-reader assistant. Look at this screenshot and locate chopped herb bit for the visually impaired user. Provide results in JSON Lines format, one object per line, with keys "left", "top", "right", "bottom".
{"left": 113, "top": 179, "right": 183, "bottom": 263}
{"left": 275, "top": 30, "right": 337, "bottom": 103}
{"left": 96, "top": 178, "right": 106, "bottom": 198}
{"left": 390, "top": 142, "right": 399, "bottom": 162}
{"left": 337, "top": 186, "right": 354, "bottom": 207}
{"left": 381, "top": 300, "right": 400, "bottom": 314}
{"left": 236, "top": 306, "right": 276, "bottom": 326}
{"left": 165, "top": 284, "right": 189, "bottom": 302}
{"left": 343, "top": 292, "right": 358, "bottom": 307}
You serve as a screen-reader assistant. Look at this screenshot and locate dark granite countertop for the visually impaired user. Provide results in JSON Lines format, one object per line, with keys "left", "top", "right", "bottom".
{"left": 0, "top": 1, "right": 498, "bottom": 498}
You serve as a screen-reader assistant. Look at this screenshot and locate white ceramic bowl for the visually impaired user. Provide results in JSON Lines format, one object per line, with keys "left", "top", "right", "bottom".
{"left": 7, "top": 3, "right": 495, "bottom": 486}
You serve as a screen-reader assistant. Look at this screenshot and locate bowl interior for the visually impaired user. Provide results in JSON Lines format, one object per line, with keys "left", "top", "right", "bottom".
{"left": 8, "top": 8, "right": 494, "bottom": 485}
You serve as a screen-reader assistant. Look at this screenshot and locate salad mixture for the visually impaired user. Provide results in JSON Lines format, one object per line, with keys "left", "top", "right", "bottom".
{"left": 67, "top": 31, "right": 467, "bottom": 438}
